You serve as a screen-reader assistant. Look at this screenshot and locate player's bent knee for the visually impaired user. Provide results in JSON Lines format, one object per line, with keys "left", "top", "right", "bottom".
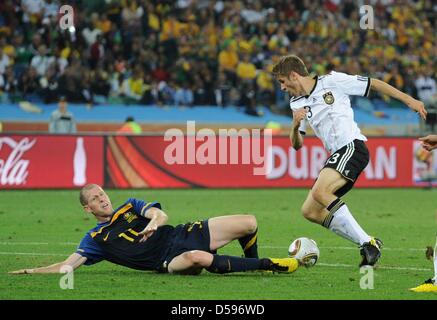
{"left": 184, "top": 250, "right": 210, "bottom": 268}
{"left": 311, "top": 187, "right": 329, "bottom": 205}
{"left": 301, "top": 205, "right": 319, "bottom": 223}
{"left": 301, "top": 204, "right": 311, "bottom": 219}
{"left": 245, "top": 214, "right": 257, "bottom": 233}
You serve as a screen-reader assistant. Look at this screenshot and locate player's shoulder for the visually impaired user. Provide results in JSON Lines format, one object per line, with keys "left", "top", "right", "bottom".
{"left": 320, "top": 71, "right": 370, "bottom": 92}
{"left": 120, "top": 198, "right": 162, "bottom": 214}
{"left": 85, "top": 223, "right": 106, "bottom": 239}
{"left": 113, "top": 198, "right": 137, "bottom": 211}
{"left": 321, "top": 70, "right": 349, "bottom": 82}
{"left": 324, "top": 70, "right": 368, "bottom": 83}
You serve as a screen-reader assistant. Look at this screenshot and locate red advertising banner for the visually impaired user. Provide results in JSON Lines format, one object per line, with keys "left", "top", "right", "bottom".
{"left": 1, "top": 134, "right": 434, "bottom": 189}
{"left": 105, "top": 135, "right": 437, "bottom": 188}
{"left": 0, "top": 135, "right": 104, "bottom": 189}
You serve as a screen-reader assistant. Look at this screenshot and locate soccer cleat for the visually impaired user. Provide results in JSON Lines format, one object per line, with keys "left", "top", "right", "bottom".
{"left": 359, "top": 238, "right": 383, "bottom": 267}
{"left": 409, "top": 279, "right": 437, "bottom": 293}
{"left": 269, "top": 258, "right": 299, "bottom": 273}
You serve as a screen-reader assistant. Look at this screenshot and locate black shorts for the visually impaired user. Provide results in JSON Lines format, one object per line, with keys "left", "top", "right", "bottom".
{"left": 159, "top": 219, "right": 214, "bottom": 272}
{"left": 323, "top": 139, "right": 369, "bottom": 198}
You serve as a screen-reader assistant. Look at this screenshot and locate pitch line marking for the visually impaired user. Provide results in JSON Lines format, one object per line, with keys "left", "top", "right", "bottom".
{"left": 317, "top": 263, "right": 431, "bottom": 272}
{"left": 0, "top": 251, "right": 67, "bottom": 257}
{"left": 0, "top": 252, "right": 431, "bottom": 272}
{"left": 0, "top": 242, "right": 427, "bottom": 252}
{"left": 0, "top": 242, "right": 77, "bottom": 246}
{"left": 260, "top": 245, "right": 425, "bottom": 252}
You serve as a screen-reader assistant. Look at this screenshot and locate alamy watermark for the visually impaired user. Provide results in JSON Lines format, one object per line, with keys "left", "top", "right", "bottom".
{"left": 163, "top": 121, "right": 272, "bottom": 176}
{"left": 59, "top": 5, "right": 75, "bottom": 30}
{"left": 59, "top": 265, "right": 74, "bottom": 290}
{"left": 359, "top": 5, "right": 375, "bottom": 30}
{"left": 359, "top": 266, "right": 374, "bottom": 289}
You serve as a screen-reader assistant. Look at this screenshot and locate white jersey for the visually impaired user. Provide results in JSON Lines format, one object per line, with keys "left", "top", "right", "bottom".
{"left": 290, "top": 71, "right": 370, "bottom": 153}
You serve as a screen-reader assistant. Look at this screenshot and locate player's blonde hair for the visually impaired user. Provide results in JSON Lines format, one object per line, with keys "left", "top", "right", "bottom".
{"left": 272, "top": 55, "right": 309, "bottom": 77}
{"left": 79, "top": 184, "right": 101, "bottom": 206}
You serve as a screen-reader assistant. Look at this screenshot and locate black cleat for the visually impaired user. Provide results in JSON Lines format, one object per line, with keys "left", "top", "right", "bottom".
{"left": 359, "top": 238, "right": 383, "bottom": 267}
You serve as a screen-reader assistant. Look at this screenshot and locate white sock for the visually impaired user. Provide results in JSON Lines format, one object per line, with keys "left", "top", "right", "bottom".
{"left": 326, "top": 202, "right": 371, "bottom": 246}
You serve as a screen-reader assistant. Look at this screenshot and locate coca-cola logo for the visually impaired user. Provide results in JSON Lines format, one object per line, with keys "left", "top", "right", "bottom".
{"left": 0, "top": 137, "right": 36, "bottom": 186}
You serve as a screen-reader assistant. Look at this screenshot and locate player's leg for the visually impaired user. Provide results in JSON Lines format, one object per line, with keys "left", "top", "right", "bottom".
{"left": 434, "top": 238, "right": 437, "bottom": 284}
{"left": 167, "top": 250, "right": 298, "bottom": 274}
{"left": 301, "top": 187, "right": 329, "bottom": 224}
{"left": 208, "top": 215, "right": 259, "bottom": 258}
{"left": 410, "top": 235, "right": 437, "bottom": 292}
{"left": 167, "top": 250, "right": 212, "bottom": 275}
{"left": 310, "top": 167, "right": 373, "bottom": 246}
{"left": 431, "top": 239, "right": 437, "bottom": 287}
{"left": 306, "top": 140, "right": 381, "bottom": 266}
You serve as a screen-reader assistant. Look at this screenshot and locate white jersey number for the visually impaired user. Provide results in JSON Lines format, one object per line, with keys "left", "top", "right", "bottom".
{"left": 327, "top": 153, "right": 340, "bottom": 164}
{"left": 304, "top": 106, "right": 313, "bottom": 119}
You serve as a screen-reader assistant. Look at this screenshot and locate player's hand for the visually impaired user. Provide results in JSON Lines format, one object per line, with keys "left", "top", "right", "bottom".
{"left": 292, "top": 108, "right": 307, "bottom": 128}
{"left": 138, "top": 223, "right": 158, "bottom": 242}
{"left": 9, "top": 269, "right": 34, "bottom": 275}
{"left": 419, "top": 135, "right": 437, "bottom": 151}
{"left": 407, "top": 98, "right": 427, "bottom": 120}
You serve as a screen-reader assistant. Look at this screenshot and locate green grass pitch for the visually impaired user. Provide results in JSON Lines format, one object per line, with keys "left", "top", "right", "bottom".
{"left": 0, "top": 188, "right": 436, "bottom": 300}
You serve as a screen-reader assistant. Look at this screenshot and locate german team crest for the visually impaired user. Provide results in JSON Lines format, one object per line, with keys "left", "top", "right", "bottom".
{"left": 323, "top": 91, "right": 334, "bottom": 105}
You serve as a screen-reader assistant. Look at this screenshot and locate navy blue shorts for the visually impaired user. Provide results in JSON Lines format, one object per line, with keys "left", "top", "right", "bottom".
{"left": 159, "top": 219, "right": 215, "bottom": 272}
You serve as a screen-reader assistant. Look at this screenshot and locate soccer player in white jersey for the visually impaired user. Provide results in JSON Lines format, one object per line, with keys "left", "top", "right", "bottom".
{"left": 410, "top": 134, "right": 437, "bottom": 292}
{"left": 272, "top": 55, "right": 427, "bottom": 267}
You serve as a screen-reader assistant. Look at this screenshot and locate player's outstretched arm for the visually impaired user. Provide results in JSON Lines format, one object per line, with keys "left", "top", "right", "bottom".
{"left": 290, "top": 108, "right": 306, "bottom": 150}
{"left": 370, "top": 78, "right": 427, "bottom": 120}
{"left": 419, "top": 134, "right": 437, "bottom": 151}
{"left": 138, "top": 207, "right": 168, "bottom": 242}
{"left": 9, "top": 253, "right": 87, "bottom": 275}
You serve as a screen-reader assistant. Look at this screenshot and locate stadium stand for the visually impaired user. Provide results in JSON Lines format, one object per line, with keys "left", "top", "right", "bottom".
{"left": 0, "top": 0, "right": 435, "bottom": 135}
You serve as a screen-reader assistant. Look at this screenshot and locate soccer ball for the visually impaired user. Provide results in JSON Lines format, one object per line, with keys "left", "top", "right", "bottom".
{"left": 288, "top": 237, "right": 320, "bottom": 267}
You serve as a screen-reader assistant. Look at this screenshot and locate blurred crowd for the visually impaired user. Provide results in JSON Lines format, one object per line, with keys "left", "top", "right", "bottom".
{"left": 0, "top": 0, "right": 436, "bottom": 115}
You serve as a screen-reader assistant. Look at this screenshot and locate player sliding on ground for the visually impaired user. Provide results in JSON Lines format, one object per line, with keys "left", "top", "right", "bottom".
{"left": 10, "top": 184, "right": 298, "bottom": 275}
{"left": 272, "top": 55, "right": 427, "bottom": 267}
{"left": 410, "top": 134, "right": 437, "bottom": 293}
